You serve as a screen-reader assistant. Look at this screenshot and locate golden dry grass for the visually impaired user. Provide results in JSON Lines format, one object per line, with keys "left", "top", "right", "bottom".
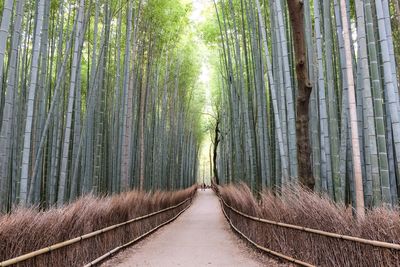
{"left": 0, "top": 186, "right": 196, "bottom": 266}
{"left": 218, "top": 183, "right": 400, "bottom": 266}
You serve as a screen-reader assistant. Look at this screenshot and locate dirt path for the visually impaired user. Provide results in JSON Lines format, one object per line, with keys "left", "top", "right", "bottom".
{"left": 102, "top": 189, "right": 285, "bottom": 267}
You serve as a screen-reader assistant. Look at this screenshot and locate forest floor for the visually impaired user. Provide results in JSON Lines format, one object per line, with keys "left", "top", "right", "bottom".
{"left": 101, "top": 189, "right": 288, "bottom": 267}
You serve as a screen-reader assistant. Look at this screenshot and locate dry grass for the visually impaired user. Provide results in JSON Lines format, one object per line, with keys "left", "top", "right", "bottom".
{"left": 0, "top": 186, "right": 196, "bottom": 266}
{"left": 218, "top": 183, "right": 400, "bottom": 266}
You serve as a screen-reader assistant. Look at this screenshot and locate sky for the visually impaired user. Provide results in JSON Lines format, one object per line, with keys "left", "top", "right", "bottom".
{"left": 190, "top": 0, "right": 208, "bottom": 23}
{"left": 190, "top": 0, "right": 213, "bottom": 114}
{"left": 190, "top": 0, "right": 215, "bottom": 185}
{"left": 190, "top": 0, "right": 212, "bottom": 85}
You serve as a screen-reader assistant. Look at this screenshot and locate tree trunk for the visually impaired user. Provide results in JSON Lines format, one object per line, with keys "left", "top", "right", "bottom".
{"left": 213, "top": 117, "right": 220, "bottom": 185}
{"left": 286, "top": 0, "right": 314, "bottom": 189}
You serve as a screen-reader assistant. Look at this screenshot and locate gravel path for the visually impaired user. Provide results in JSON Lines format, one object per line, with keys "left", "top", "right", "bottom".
{"left": 101, "top": 189, "right": 286, "bottom": 267}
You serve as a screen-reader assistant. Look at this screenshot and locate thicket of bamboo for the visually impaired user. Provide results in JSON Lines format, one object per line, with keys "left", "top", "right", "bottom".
{"left": 206, "top": 0, "right": 400, "bottom": 210}
{"left": 218, "top": 184, "right": 400, "bottom": 266}
{"left": 0, "top": 186, "right": 196, "bottom": 266}
{"left": 0, "top": 0, "right": 203, "bottom": 213}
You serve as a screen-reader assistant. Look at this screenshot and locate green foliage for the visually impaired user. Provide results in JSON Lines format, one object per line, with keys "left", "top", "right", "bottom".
{"left": 50, "top": 0, "right": 60, "bottom": 14}
{"left": 390, "top": 2, "right": 400, "bottom": 77}
{"left": 143, "top": 0, "right": 190, "bottom": 49}
{"left": 200, "top": 15, "right": 220, "bottom": 45}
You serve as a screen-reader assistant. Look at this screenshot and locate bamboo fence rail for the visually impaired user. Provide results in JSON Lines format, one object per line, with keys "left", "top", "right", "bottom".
{"left": 220, "top": 197, "right": 400, "bottom": 250}
{"left": 84, "top": 199, "right": 191, "bottom": 266}
{"left": 219, "top": 197, "right": 315, "bottom": 267}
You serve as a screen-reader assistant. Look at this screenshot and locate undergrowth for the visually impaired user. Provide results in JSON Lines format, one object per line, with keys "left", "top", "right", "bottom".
{"left": 0, "top": 186, "right": 196, "bottom": 266}
{"left": 218, "top": 183, "right": 400, "bottom": 266}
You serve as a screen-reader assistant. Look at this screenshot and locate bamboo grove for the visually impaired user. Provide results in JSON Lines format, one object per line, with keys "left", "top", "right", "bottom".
{"left": 0, "top": 0, "right": 204, "bottom": 212}
{"left": 207, "top": 0, "right": 400, "bottom": 209}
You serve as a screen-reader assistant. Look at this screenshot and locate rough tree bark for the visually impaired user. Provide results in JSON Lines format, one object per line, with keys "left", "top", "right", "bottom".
{"left": 213, "top": 116, "right": 220, "bottom": 185}
{"left": 286, "top": 0, "right": 314, "bottom": 190}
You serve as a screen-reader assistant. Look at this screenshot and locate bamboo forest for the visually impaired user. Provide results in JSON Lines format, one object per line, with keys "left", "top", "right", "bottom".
{"left": 1, "top": 0, "right": 400, "bottom": 266}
